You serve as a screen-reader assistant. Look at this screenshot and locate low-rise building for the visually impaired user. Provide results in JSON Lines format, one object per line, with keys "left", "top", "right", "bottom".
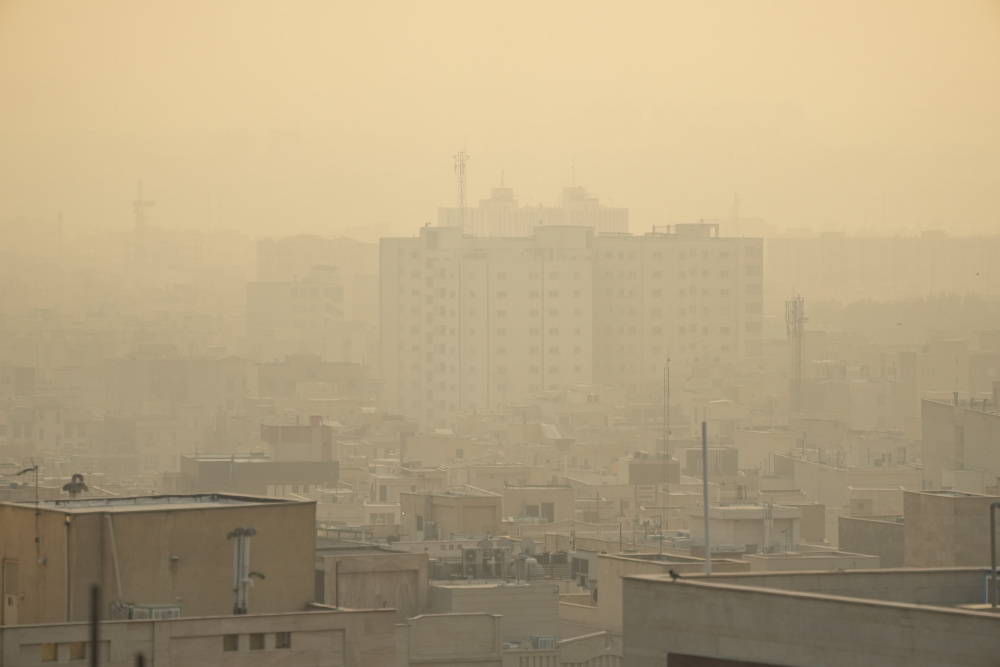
{"left": 400, "top": 487, "right": 503, "bottom": 541}
{"left": 623, "top": 568, "right": 1000, "bottom": 666}
{"left": 163, "top": 453, "right": 338, "bottom": 496}
{"left": 0, "top": 494, "right": 315, "bottom": 626}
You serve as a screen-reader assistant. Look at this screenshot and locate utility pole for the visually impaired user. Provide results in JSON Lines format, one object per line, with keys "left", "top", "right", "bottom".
{"left": 662, "top": 359, "right": 670, "bottom": 531}
{"left": 785, "top": 295, "right": 806, "bottom": 413}
{"left": 701, "top": 421, "right": 711, "bottom": 576}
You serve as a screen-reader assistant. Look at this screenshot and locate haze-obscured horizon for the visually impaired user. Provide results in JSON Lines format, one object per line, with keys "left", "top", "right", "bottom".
{"left": 2, "top": 0, "right": 998, "bottom": 238}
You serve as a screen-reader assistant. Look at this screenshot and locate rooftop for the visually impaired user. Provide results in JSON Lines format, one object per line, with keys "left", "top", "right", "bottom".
{"left": 3, "top": 493, "right": 301, "bottom": 514}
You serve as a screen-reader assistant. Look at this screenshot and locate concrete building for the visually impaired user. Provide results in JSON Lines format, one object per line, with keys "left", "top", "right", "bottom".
{"left": 381, "top": 225, "right": 596, "bottom": 429}
{"left": 921, "top": 396, "right": 1000, "bottom": 492}
{"left": 0, "top": 607, "right": 397, "bottom": 667}
{"left": 903, "top": 490, "right": 1000, "bottom": 567}
{"left": 163, "top": 453, "right": 339, "bottom": 496}
{"left": 438, "top": 185, "right": 628, "bottom": 237}
{"left": 591, "top": 224, "right": 763, "bottom": 398}
{"left": 502, "top": 484, "right": 576, "bottom": 523}
{"left": 381, "top": 223, "right": 763, "bottom": 428}
{"left": 427, "top": 580, "right": 560, "bottom": 647}
{"left": 687, "top": 503, "right": 801, "bottom": 556}
{"left": 838, "top": 515, "right": 904, "bottom": 568}
{"left": 260, "top": 420, "right": 333, "bottom": 462}
{"left": 0, "top": 494, "right": 315, "bottom": 626}
{"left": 315, "top": 550, "right": 428, "bottom": 619}
{"left": 247, "top": 265, "right": 357, "bottom": 363}
{"left": 400, "top": 488, "right": 503, "bottom": 541}
{"left": 593, "top": 553, "right": 750, "bottom": 634}
{"left": 623, "top": 568, "right": 1000, "bottom": 666}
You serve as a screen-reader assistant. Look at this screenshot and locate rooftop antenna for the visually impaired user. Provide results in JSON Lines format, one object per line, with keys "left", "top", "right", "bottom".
{"left": 132, "top": 180, "right": 155, "bottom": 232}
{"left": 453, "top": 150, "right": 469, "bottom": 234}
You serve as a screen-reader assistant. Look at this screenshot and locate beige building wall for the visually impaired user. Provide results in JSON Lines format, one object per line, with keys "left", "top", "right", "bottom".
{"left": 595, "top": 555, "right": 749, "bottom": 633}
{"left": 903, "top": 490, "right": 1000, "bottom": 567}
{"left": 400, "top": 491, "right": 503, "bottom": 541}
{"left": 381, "top": 225, "right": 595, "bottom": 430}
{"left": 427, "top": 582, "right": 560, "bottom": 646}
{"left": 317, "top": 552, "right": 428, "bottom": 619}
{"left": 0, "top": 608, "right": 396, "bottom": 667}
{"left": 400, "top": 613, "right": 502, "bottom": 667}
{"left": 502, "top": 486, "right": 576, "bottom": 523}
{"left": 838, "top": 516, "right": 904, "bottom": 568}
{"left": 623, "top": 571, "right": 1000, "bottom": 666}
{"left": 592, "top": 226, "right": 763, "bottom": 399}
{"left": 0, "top": 496, "right": 315, "bottom": 627}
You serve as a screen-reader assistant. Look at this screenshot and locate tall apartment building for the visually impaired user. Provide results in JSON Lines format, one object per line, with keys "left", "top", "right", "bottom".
{"left": 381, "top": 225, "right": 595, "bottom": 428}
{"left": 592, "top": 223, "right": 764, "bottom": 396}
{"left": 381, "top": 223, "right": 762, "bottom": 428}
{"left": 438, "top": 185, "right": 628, "bottom": 237}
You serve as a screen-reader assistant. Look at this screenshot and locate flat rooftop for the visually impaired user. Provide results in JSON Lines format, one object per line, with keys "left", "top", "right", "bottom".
{"left": 4, "top": 493, "right": 301, "bottom": 514}
{"left": 625, "top": 567, "right": 1000, "bottom": 612}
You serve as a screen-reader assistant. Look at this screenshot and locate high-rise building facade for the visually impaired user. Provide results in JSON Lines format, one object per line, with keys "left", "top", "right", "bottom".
{"left": 381, "top": 223, "right": 762, "bottom": 428}
{"left": 381, "top": 226, "right": 595, "bottom": 428}
{"left": 592, "top": 224, "right": 764, "bottom": 397}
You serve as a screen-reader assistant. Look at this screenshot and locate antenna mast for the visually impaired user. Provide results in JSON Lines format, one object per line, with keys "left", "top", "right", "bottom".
{"left": 785, "top": 295, "right": 806, "bottom": 413}
{"left": 132, "top": 180, "right": 155, "bottom": 231}
{"left": 454, "top": 151, "right": 469, "bottom": 234}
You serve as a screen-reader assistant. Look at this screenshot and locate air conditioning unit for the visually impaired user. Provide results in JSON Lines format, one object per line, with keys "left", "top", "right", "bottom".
{"left": 531, "top": 636, "right": 557, "bottom": 650}
{"left": 111, "top": 603, "right": 182, "bottom": 620}
{"left": 462, "top": 547, "right": 482, "bottom": 577}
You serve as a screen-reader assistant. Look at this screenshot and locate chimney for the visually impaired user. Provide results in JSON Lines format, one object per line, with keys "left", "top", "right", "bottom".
{"left": 953, "top": 391, "right": 959, "bottom": 406}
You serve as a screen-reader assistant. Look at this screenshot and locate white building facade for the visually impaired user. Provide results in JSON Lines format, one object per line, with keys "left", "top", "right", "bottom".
{"left": 381, "top": 223, "right": 763, "bottom": 428}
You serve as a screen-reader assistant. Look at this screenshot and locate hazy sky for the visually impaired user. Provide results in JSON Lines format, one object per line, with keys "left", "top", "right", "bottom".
{"left": 1, "top": 1, "right": 998, "bottom": 238}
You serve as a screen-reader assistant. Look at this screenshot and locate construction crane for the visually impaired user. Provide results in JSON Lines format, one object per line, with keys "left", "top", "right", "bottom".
{"left": 132, "top": 180, "right": 155, "bottom": 231}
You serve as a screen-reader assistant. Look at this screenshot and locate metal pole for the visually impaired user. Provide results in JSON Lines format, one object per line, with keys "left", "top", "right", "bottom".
{"left": 89, "top": 585, "right": 100, "bottom": 667}
{"left": 702, "top": 421, "right": 711, "bottom": 575}
{"left": 991, "top": 502, "right": 1000, "bottom": 609}
{"left": 658, "top": 515, "right": 663, "bottom": 556}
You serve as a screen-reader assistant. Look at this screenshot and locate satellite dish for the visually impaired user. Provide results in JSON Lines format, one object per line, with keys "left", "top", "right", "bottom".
{"left": 521, "top": 537, "right": 536, "bottom": 556}
{"left": 497, "top": 537, "right": 514, "bottom": 550}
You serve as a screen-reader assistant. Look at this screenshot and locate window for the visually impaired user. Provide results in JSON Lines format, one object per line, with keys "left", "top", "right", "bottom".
{"left": 250, "top": 633, "right": 265, "bottom": 650}
{"left": 70, "top": 642, "right": 86, "bottom": 660}
{"left": 276, "top": 632, "right": 292, "bottom": 649}
{"left": 223, "top": 635, "right": 239, "bottom": 652}
{"left": 42, "top": 644, "right": 57, "bottom": 662}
